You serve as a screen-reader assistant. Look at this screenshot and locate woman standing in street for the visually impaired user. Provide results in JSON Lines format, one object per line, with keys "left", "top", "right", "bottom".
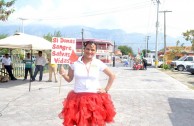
{"left": 59, "top": 41, "right": 116, "bottom": 126}
{"left": 46, "top": 56, "right": 58, "bottom": 83}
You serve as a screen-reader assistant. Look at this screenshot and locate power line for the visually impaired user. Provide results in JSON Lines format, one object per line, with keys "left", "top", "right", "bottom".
{"left": 117, "top": 42, "right": 177, "bottom": 44}
{"left": 17, "top": 1, "right": 152, "bottom": 21}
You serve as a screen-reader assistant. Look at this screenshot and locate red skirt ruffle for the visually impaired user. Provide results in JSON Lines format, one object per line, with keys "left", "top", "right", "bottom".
{"left": 59, "top": 91, "right": 116, "bottom": 126}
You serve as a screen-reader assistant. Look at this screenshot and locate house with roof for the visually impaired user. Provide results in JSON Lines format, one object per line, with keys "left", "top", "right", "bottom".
{"left": 76, "top": 39, "right": 114, "bottom": 63}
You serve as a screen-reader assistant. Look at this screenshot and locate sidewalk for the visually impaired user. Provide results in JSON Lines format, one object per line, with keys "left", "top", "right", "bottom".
{"left": 1, "top": 67, "right": 194, "bottom": 126}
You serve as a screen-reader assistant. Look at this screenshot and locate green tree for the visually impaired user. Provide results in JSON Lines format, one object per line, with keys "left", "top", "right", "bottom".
{"left": 43, "top": 31, "right": 62, "bottom": 42}
{"left": 43, "top": 31, "right": 63, "bottom": 56}
{"left": 142, "top": 49, "right": 150, "bottom": 57}
{"left": 118, "top": 45, "right": 133, "bottom": 55}
{"left": 0, "top": 0, "right": 16, "bottom": 21}
{"left": 182, "top": 30, "right": 194, "bottom": 50}
{"left": 0, "top": 33, "right": 9, "bottom": 54}
{"left": 0, "top": 33, "right": 8, "bottom": 39}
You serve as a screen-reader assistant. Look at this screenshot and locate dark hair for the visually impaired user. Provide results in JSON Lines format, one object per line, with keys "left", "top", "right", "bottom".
{"left": 84, "top": 41, "right": 97, "bottom": 50}
{"left": 38, "top": 51, "right": 42, "bottom": 54}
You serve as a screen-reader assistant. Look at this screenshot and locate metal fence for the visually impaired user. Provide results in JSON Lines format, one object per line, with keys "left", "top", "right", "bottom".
{"left": 0, "top": 63, "right": 49, "bottom": 78}
{"left": 12, "top": 63, "right": 25, "bottom": 77}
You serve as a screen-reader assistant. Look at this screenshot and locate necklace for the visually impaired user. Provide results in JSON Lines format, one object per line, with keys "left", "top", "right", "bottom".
{"left": 85, "top": 61, "right": 92, "bottom": 76}
{"left": 82, "top": 57, "right": 92, "bottom": 76}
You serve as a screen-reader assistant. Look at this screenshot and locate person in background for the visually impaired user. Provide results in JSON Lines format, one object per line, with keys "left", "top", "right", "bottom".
{"left": 2, "top": 53, "right": 17, "bottom": 80}
{"left": 124, "top": 60, "right": 129, "bottom": 67}
{"left": 23, "top": 53, "right": 33, "bottom": 81}
{"left": 46, "top": 56, "right": 58, "bottom": 83}
{"left": 58, "top": 41, "right": 116, "bottom": 126}
{"left": 143, "top": 58, "right": 148, "bottom": 70}
{"left": 32, "top": 51, "right": 46, "bottom": 81}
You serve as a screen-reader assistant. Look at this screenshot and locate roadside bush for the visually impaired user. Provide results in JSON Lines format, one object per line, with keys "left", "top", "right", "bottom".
{"left": 161, "top": 64, "right": 170, "bottom": 70}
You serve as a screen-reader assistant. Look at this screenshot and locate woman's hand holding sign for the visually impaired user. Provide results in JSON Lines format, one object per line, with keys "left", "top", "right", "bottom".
{"left": 59, "top": 66, "right": 66, "bottom": 76}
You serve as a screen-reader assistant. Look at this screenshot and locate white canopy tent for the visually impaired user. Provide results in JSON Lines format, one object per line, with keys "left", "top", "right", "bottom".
{"left": 0, "top": 32, "right": 52, "bottom": 50}
{"left": 0, "top": 32, "right": 52, "bottom": 91}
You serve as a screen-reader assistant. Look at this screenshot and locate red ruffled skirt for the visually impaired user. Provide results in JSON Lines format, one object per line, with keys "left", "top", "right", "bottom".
{"left": 59, "top": 91, "right": 116, "bottom": 126}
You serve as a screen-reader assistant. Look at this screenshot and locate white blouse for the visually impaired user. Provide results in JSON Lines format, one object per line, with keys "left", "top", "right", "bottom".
{"left": 70, "top": 56, "right": 107, "bottom": 93}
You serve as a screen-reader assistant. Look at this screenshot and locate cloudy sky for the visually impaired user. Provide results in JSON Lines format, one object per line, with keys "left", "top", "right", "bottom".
{"left": 1, "top": 0, "right": 194, "bottom": 37}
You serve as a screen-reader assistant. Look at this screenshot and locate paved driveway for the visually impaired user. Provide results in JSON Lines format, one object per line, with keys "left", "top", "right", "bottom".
{"left": 0, "top": 67, "right": 194, "bottom": 126}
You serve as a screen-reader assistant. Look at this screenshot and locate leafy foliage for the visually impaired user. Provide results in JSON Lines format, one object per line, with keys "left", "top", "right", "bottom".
{"left": 118, "top": 45, "right": 133, "bottom": 55}
{"left": 161, "top": 64, "right": 170, "bottom": 70}
{"left": 141, "top": 49, "right": 150, "bottom": 57}
{"left": 182, "top": 30, "right": 194, "bottom": 50}
{"left": 0, "top": 33, "right": 8, "bottom": 39}
{"left": 43, "top": 31, "right": 63, "bottom": 56}
{"left": 0, "top": 33, "right": 9, "bottom": 54}
{"left": 43, "top": 31, "right": 63, "bottom": 42}
{"left": 0, "top": 0, "right": 15, "bottom": 21}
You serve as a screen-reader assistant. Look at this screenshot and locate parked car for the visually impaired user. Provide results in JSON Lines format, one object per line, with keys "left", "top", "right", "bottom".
{"left": 158, "top": 59, "right": 164, "bottom": 68}
{"left": 151, "top": 59, "right": 163, "bottom": 67}
{"left": 186, "top": 62, "right": 194, "bottom": 74}
{"left": 144, "top": 57, "right": 154, "bottom": 66}
{"left": 170, "top": 55, "right": 194, "bottom": 71}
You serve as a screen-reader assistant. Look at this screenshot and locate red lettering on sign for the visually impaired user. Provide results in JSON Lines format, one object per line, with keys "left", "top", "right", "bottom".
{"left": 52, "top": 51, "right": 71, "bottom": 57}
{"left": 52, "top": 37, "right": 58, "bottom": 43}
{"left": 54, "top": 58, "right": 70, "bottom": 64}
{"left": 52, "top": 44, "right": 72, "bottom": 51}
{"left": 59, "top": 38, "right": 75, "bottom": 43}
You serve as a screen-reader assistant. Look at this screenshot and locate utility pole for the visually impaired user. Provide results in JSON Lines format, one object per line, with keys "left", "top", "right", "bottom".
{"left": 18, "top": 17, "right": 27, "bottom": 62}
{"left": 159, "top": 10, "right": 172, "bottom": 57}
{"left": 152, "top": 0, "right": 160, "bottom": 68}
{"left": 18, "top": 17, "right": 27, "bottom": 33}
{"left": 146, "top": 36, "right": 150, "bottom": 57}
{"left": 81, "top": 28, "right": 84, "bottom": 55}
{"left": 113, "top": 41, "right": 115, "bottom": 67}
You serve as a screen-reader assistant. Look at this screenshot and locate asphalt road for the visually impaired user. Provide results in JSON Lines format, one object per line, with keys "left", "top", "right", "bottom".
{"left": 1, "top": 66, "right": 194, "bottom": 126}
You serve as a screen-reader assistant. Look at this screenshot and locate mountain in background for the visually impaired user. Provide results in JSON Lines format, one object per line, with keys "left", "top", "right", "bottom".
{"left": 0, "top": 24, "right": 190, "bottom": 54}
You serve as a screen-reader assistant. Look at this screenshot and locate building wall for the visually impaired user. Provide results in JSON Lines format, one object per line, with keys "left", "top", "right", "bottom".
{"left": 75, "top": 39, "right": 113, "bottom": 63}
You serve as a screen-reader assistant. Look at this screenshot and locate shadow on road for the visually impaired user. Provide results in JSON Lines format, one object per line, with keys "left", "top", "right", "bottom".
{"left": 0, "top": 79, "right": 28, "bottom": 88}
{"left": 187, "top": 81, "right": 194, "bottom": 85}
{"left": 168, "top": 98, "right": 194, "bottom": 126}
